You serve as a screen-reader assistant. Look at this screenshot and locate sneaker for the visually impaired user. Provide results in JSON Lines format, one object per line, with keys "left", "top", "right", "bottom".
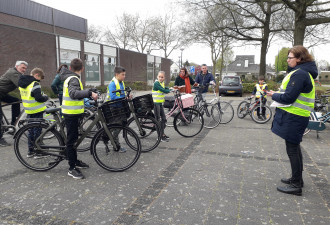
{"left": 68, "top": 168, "right": 85, "bottom": 179}
{"left": 163, "top": 135, "right": 170, "bottom": 140}
{"left": 75, "top": 160, "right": 89, "bottom": 169}
{"left": 34, "top": 153, "right": 46, "bottom": 159}
{"left": 119, "top": 147, "right": 127, "bottom": 153}
{"left": 0, "top": 138, "right": 11, "bottom": 147}
{"left": 27, "top": 152, "right": 36, "bottom": 158}
{"left": 161, "top": 136, "right": 169, "bottom": 142}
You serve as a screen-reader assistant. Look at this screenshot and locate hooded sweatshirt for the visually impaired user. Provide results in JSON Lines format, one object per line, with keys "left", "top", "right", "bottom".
{"left": 18, "top": 75, "right": 48, "bottom": 103}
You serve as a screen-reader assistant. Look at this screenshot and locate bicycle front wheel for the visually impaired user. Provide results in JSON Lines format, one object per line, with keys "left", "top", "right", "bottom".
{"left": 237, "top": 101, "right": 249, "bottom": 119}
{"left": 199, "top": 103, "right": 221, "bottom": 129}
{"left": 91, "top": 125, "right": 141, "bottom": 172}
{"left": 250, "top": 104, "right": 273, "bottom": 124}
{"left": 173, "top": 108, "right": 204, "bottom": 137}
{"left": 126, "top": 115, "right": 161, "bottom": 152}
{"left": 218, "top": 101, "right": 234, "bottom": 124}
{"left": 14, "top": 123, "right": 64, "bottom": 171}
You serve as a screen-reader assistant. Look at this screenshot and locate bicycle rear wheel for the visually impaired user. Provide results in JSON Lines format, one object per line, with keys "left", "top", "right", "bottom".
{"left": 250, "top": 104, "right": 273, "bottom": 124}
{"left": 199, "top": 103, "right": 221, "bottom": 129}
{"left": 91, "top": 126, "right": 141, "bottom": 172}
{"left": 237, "top": 101, "right": 249, "bottom": 119}
{"left": 303, "top": 113, "right": 317, "bottom": 135}
{"left": 218, "top": 101, "right": 234, "bottom": 124}
{"left": 126, "top": 115, "right": 161, "bottom": 152}
{"left": 173, "top": 108, "right": 204, "bottom": 137}
{"left": 14, "top": 123, "right": 64, "bottom": 171}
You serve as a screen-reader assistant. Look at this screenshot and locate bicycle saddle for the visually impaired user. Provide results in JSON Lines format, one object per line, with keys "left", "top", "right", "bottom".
{"left": 45, "top": 108, "right": 61, "bottom": 114}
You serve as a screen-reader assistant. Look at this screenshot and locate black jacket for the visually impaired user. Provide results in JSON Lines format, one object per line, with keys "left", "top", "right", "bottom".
{"left": 18, "top": 75, "right": 48, "bottom": 103}
{"left": 60, "top": 68, "right": 91, "bottom": 100}
{"left": 271, "top": 61, "right": 318, "bottom": 144}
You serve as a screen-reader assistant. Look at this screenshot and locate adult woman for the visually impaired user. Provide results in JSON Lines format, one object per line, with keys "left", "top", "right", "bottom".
{"left": 267, "top": 45, "right": 317, "bottom": 196}
{"left": 51, "top": 64, "right": 68, "bottom": 105}
{"left": 174, "top": 67, "right": 195, "bottom": 93}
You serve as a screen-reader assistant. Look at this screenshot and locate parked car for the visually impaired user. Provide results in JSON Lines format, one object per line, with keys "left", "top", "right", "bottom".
{"left": 219, "top": 76, "right": 243, "bottom": 97}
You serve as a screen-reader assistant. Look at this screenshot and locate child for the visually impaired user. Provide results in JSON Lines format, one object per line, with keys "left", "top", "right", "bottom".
{"left": 251, "top": 76, "right": 268, "bottom": 119}
{"left": 152, "top": 71, "right": 171, "bottom": 142}
{"left": 18, "top": 68, "right": 48, "bottom": 158}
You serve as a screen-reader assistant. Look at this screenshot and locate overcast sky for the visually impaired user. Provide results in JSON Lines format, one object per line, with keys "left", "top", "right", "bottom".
{"left": 33, "top": 0, "right": 330, "bottom": 68}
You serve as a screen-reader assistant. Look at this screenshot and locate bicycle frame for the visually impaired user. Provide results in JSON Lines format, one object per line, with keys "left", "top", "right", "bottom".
{"left": 1, "top": 101, "right": 22, "bottom": 134}
{"left": 165, "top": 90, "right": 191, "bottom": 123}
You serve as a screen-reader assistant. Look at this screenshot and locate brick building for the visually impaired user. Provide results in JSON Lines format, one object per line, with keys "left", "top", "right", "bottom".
{"left": 0, "top": 0, "right": 171, "bottom": 88}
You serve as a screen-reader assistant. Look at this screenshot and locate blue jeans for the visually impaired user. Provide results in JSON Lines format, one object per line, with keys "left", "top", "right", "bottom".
{"left": 27, "top": 112, "right": 44, "bottom": 151}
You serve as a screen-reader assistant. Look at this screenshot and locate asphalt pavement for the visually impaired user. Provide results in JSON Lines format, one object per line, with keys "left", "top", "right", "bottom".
{"left": 0, "top": 92, "right": 329, "bottom": 225}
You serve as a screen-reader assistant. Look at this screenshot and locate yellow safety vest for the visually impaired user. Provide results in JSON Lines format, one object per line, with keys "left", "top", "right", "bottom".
{"left": 62, "top": 76, "right": 84, "bottom": 115}
{"left": 152, "top": 81, "right": 165, "bottom": 103}
{"left": 106, "top": 77, "right": 125, "bottom": 101}
{"left": 255, "top": 83, "right": 267, "bottom": 98}
{"left": 19, "top": 81, "right": 46, "bottom": 114}
{"left": 278, "top": 69, "right": 315, "bottom": 117}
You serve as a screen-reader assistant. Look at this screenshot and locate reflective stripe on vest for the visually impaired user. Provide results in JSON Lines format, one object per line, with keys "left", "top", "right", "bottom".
{"left": 278, "top": 69, "right": 315, "bottom": 117}
{"left": 106, "top": 77, "right": 125, "bottom": 101}
{"left": 255, "top": 84, "right": 267, "bottom": 98}
{"left": 152, "top": 81, "right": 165, "bottom": 103}
{"left": 62, "top": 76, "right": 84, "bottom": 115}
{"left": 19, "top": 81, "right": 46, "bottom": 114}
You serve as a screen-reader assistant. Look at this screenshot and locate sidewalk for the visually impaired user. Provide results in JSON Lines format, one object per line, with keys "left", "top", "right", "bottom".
{"left": 0, "top": 95, "right": 329, "bottom": 224}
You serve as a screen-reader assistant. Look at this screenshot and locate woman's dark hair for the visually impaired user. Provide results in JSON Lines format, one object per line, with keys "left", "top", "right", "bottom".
{"left": 56, "top": 64, "right": 68, "bottom": 73}
{"left": 180, "top": 67, "right": 188, "bottom": 76}
{"left": 114, "top": 66, "right": 126, "bottom": 74}
{"left": 288, "top": 45, "right": 314, "bottom": 65}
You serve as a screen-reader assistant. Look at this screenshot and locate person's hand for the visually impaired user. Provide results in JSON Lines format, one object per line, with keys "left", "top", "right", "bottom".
{"left": 266, "top": 90, "right": 275, "bottom": 97}
{"left": 91, "top": 92, "right": 98, "bottom": 101}
{"left": 210, "top": 81, "right": 215, "bottom": 85}
{"left": 193, "top": 83, "right": 199, "bottom": 87}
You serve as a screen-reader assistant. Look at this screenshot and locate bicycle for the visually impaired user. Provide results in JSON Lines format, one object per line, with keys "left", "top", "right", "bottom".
{"left": 13, "top": 97, "right": 142, "bottom": 172}
{"left": 237, "top": 94, "right": 272, "bottom": 123}
{"left": 165, "top": 89, "right": 204, "bottom": 137}
{"left": 194, "top": 84, "right": 234, "bottom": 126}
{"left": 112, "top": 87, "right": 161, "bottom": 152}
{"left": 193, "top": 85, "right": 221, "bottom": 129}
{"left": 1, "top": 101, "right": 22, "bottom": 137}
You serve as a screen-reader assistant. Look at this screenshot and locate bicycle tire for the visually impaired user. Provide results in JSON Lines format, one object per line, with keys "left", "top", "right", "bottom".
{"left": 237, "top": 101, "right": 250, "bottom": 119}
{"left": 14, "top": 123, "right": 64, "bottom": 171}
{"left": 126, "top": 115, "right": 161, "bottom": 152}
{"left": 217, "top": 101, "right": 234, "bottom": 124}
{"left": 173, "top": 108, "right": 204, "bottom": 137}
{"left": 91, "top": 125, "right": 141, "bottom": 172}
{"left": 250, "top": 104, "right": 273, "bottom": 124}
{"left": 77, "top": 109, "right": 102, "bottom": 152}
{"left": 198, "top": 103, "right": 221, "bottom": 129}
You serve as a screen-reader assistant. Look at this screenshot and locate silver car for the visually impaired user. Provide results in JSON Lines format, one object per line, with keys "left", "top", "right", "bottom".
{"left": 219, "top": 76, "right": 243, "bottom": 97}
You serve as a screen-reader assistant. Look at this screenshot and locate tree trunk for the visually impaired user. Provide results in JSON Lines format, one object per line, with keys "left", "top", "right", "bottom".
{"left": 293, "top": 19, "right": 306, "bottom": 45}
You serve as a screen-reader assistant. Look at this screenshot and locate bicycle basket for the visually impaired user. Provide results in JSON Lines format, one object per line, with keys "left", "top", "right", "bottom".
{"left": 100, "top": 98, "right": 131, "bottom": 124}
{"left": 132, "top": 94, "right": 154, "bottom": 114}
{"left": 164, "top": 96, "right": 175, "bottom": 109}
{"left": 181, "top": 94, "right": 194, "bottom": 108}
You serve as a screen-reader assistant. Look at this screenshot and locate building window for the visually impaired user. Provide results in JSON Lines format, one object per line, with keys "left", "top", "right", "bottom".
{"left": 147, "top": 61, "right": 154, "bottom": 84}
{"left": 85, "top": 54, "right": 100, "bottom": 83}
{"left": 60, "top": 49, "right": 80, "bottom": 67}
{"left": 104, "top": 56, "right": 116, "bottom": 82}
{"left": 155, "top": 63, "right": 161, "bottom": 77}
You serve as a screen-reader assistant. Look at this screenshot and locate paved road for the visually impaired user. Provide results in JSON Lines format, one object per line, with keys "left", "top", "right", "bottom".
{"left": 0, "top": 93, "right": 329, "bottom": 225}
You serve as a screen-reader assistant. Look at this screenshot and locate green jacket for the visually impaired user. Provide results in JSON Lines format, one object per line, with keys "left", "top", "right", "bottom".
{"left": 51, "top": 73, "right": 63, "bottom": 95}
{"left": 152, "top": 80, "right": 170, "bottom": 104}
{"left": 0, "top": 68, "right": 22, "bottom": 98}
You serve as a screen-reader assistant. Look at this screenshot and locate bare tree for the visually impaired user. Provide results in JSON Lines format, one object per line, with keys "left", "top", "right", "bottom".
{"left": 281, "top": 0, "right": 330, "bottom": 45}
{"left": 104, "top": 13, "right": 135, "bottom": 49}
{"left": 87, "top": 24, "right": 104, "bottom": 43}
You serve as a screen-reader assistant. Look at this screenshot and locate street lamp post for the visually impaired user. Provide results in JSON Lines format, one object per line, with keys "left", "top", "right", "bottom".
{"left": 180, "top": 47, "right": 184, "bottom": 68}
{"left": 178, "top": 56, "right": 181, "bottom": 68}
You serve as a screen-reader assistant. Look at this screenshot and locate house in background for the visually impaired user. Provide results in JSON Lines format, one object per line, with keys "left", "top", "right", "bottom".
{"left": 222, "top": 55, "right": 275, "bottom": 81}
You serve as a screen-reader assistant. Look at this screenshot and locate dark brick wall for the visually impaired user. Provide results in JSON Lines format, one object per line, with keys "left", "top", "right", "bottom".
{"left": 0, "top": 24, "right": 57, "bottom": 88}
{"left": 161, "top": 58, "right": 172, "bottom": 84}
{"left": 119, "top": 49, "right": 147, "bottom": 82}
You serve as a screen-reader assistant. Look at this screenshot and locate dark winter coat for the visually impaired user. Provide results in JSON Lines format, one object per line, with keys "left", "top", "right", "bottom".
{"left": 51, "top": 73, "right": 63, "bottom": 95}
{"left": 60, "top": 68, "right": 91, "bottom": 103}
{"left": 195, "top": 71, "right": 215, "bottom": 93}
{"left": 271, "top": 61, "right": 318, "bottom": 144}
{"left": 0, "top": 68, "right": 22, "bottom": 98}
{"left": 174, "top": 75, "right": 195, "bottom": 86}
{"left": 18, "top": 75, "right": 48, "bottom": 103}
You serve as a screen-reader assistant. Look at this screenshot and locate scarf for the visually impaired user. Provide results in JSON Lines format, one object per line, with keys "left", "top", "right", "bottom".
{"left": 180, "top": 74, "right": 191, "bottom": 93}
